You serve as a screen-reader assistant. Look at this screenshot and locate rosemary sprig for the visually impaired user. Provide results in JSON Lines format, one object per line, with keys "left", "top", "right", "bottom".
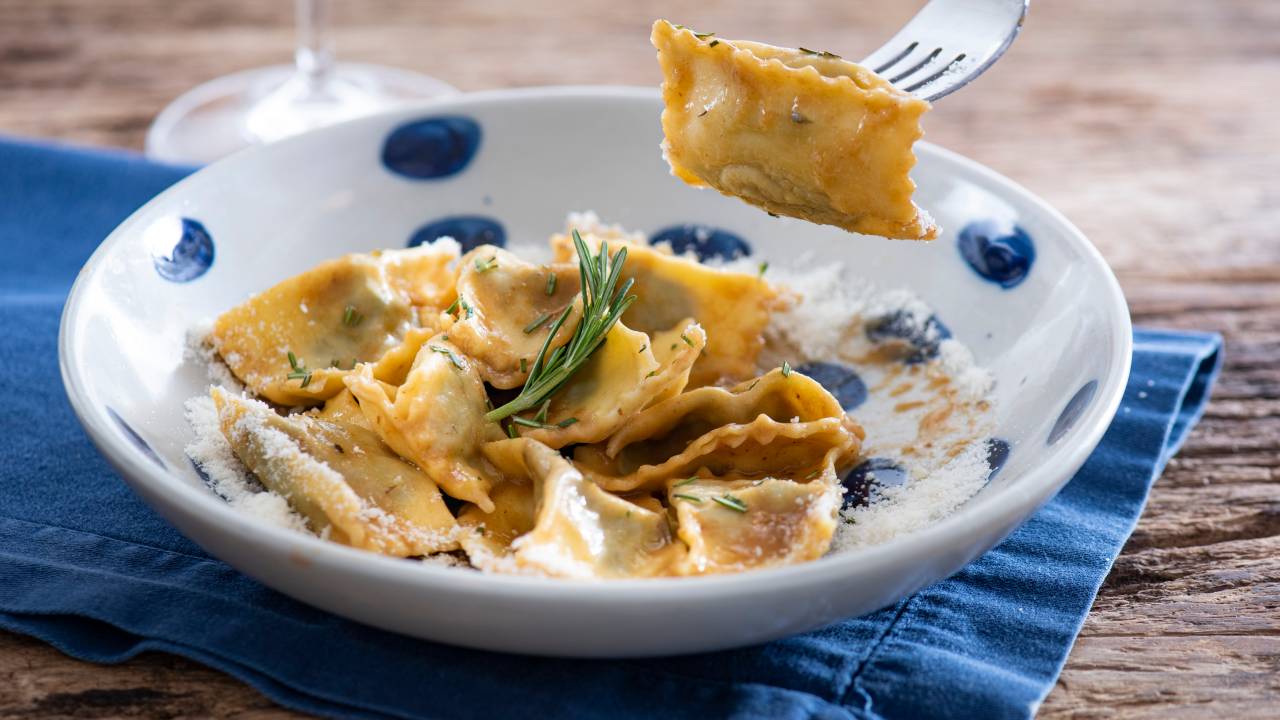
{"left": 673, "top": 493, "right": 703, "bottom": 503}
{"left": 523, "top": 312, "right": 551, "bottom": 334}
{"left": 342, "top": 305, "right": 364, "bottom": 327}
{"left": 713, "top": 494, "right": 749, "bottom": 513}
{"left": 429, "top": 345, "right": 464, "bottom": 370}
{"left": 286, "top": 351, "right": 313, "bottom": 387}
{"left": 485, "top": 230, "right": 637, "bottom": 422}
{"left": 545, "top": 272, "right": 557, "bottom": 296}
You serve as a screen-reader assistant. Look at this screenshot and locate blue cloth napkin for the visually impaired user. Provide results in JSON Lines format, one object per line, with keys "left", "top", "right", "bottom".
{"left": 0, "top": 137, "right": 1223, "bottom": 720}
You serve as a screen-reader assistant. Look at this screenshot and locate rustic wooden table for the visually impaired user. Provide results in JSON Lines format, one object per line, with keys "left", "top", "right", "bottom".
{"left": 2, "top": 0, "right": 1278, "bottom": 717}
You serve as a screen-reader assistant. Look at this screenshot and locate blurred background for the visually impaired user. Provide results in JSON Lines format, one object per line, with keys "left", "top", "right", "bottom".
{"left": 2, "top": 1, "right": 1278, "bottom": 717}
{"left": 1, "top": 1, "right": 1275, "bottom": 277}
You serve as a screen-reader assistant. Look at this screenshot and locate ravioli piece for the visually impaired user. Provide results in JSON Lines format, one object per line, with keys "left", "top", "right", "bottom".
{"left": 447, "top": 245, "right": 582, "bottom": 389}
{"left": 651, "top": 20, "right": 937, "bottom": 240}
{"left": 456, "top": 480, "right": 538, "bottom": 572}
{"left": 312, "top": 388, "right": 372, "bottom": 431}
{"left": 669, "top": 478, "right": 841, "bottom": 575}
{"left": 479, "top": 439, "right": 682, "bottom": 578}
{"left": 517, "top": 320, "right": 705, "bottom": 448}
{"left": 553, "top": 221, "right": 787, "bottom": 386}
{"left": 344, "top": 335, "right": 505, "bottom": 512}
{"left": 210, "top": 245, "right": 458, "bottom": 406}
{"left": 578, "top": 415, "right": 858, "bottom": 493}
{"left": 211, "top": 387, "right": 459, "bottom": 556}
{"left": 575, "top": 369, "right": 863, "bottom": 492}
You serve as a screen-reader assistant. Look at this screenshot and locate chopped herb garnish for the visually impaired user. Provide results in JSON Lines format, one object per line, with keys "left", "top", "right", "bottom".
{"left": 713, "top": 494, "right": 748, "bottom": 513}
{"left": 520, "top": 357, "right": 528, "bottom": 373}
{"left": 670, "top": 343, "right": 678, "bottom": 350}
{"left": 459, "top": 298, "right": 474, "bottom": 319}
{"left": 476, "top": 526, "right": 486, "bottom": 536}
{"left": 674, "top": 477, "right": 698, "bottom": 487}
{"left": 556, "top": 417, "right": 579, "bottom": 428}
{"left": 708, "top": 39, "right": 720, "bottom": 47}
{"left": 799, "top": 47, "right": 841, "bottom": 59}
{"left": 804, "top": 469, "right": 821, "bottom": 480}
{"left": 507, "top": 422, "right": 518, "bottom": 438}
{"left": 680, "top": 333, "right": 695, "bottom": 347}
{"left": 445, "top": 297, "right": 460, "bottom": 315}
{"left": 545, "top": 272, "right": 557, "bottom": 296}
{"left": 758, "top": 261, "right": 769, "bottom": 276}
{"left": 523, "top": 312, "right": 551, "bottom": 334}
{"left": 646, "top": 370, "right": 658, "bottom": 378}
{"left": 746, "top": 379, "right": 761, "bottom": 391}
{"left": 286, "top": 351, "right": 313, "bottom": 386}
{"left": 475, "top": 255, "right": 498, "bottom": 273}
{"left": 697, "top": 108, "right": 709, "bottom": 117}
{"left": 694, "top": 31, "right": 715, "bottom": 40}
{"left": 638, "top": 344, "right": 647, "bottom": 353}
{"left": 791, "top": 110, "right": 811, "bottom": 124}
{"left": 781, "top": 361, "right": 792, "bottom": 377}
{"left": 485, "top": 230, "right": 637, "bottom": 422}
{"left": 767, "top": 211, "right": 780, "bottom": 218}
{"left": 330, "top": 359, "right": 341, "bottom": 368}
{"left": 342, "top": 305, "right": 364, "bottom": 327}
{"left": 429, "top": 345, "right": 464, "bottom": 370}
{"left": 673, "top": 493, "right": 703, "bottom": 503}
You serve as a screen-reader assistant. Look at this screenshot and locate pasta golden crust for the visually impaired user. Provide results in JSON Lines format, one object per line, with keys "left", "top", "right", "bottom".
{"left": 211, "top": 387, "right": 459, "bottom": 556}
{"left": 652, "top": 20, "right": 937, "bottom": 240}
{"left": 553, "top": 222, "right": 789, "bottom": 387}
{"left": 574, "top": 369, "right": 863, "bottom": 492}
{"left": 344, "top": 335, "right": 505, "bottom": 512}
{"left": 210, "top": 245, "right": 457, "bottom": 406}
{"left": 447, "top": 245, "right": 582, "bottom": 390}
{"left": 517, "top": 320, "right": 705, "bottom": 448}
{"left": 478, "top": 439, "right": 683, "bottom": 578}
{"left": 669, "top": 478, "right": 841, "bottom": 575}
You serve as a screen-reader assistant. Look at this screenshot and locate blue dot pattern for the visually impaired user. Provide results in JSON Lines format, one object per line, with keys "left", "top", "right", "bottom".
{"left": 650, "top": 224, "right": 751, "bottom": 261}
{"left": 842, "top": 457, "right": 908, "bottom": 508}
{"left": 408, "top": 215, "right": 506, "bottom": 253}
{"left": 152, "top": 218, "right": 214, "bottom": 282}
{"left": 958, "top": 220, "right": 1036, "bottom": 289}
{"left": 795, "top": 361, "right": 868, "bottom": 410}
{"left": 107, "top": 407, "right": 164, "bottom": 469}
{"left": 382, "top": 116, "right": 482, "bottom": 180}
{"left": 865, "top": 310, "right": 953, "bottom": 364}
{"left": 1048, "top": 380, "right": 1098, "bottom": 446}
{"left": 985, "top": 438, "right": 1011, "bottom": 480}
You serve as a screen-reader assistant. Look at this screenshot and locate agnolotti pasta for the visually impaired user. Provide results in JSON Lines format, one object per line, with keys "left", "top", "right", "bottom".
{"left": 199, "top": 214, "right": 865, "bottom": 578}
{"left": 553, "top": 218, "right": 789, "bottom": 387}
{"left": 651, "top": 20, "right": 938, "bottom": 240}
{"left": 209, "top": 245, "right": 457, "bottom": 406}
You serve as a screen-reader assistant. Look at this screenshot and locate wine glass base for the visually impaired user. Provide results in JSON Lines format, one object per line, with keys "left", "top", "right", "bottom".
{"left": 145, "top": 63, "right": 458, "bottom": 165}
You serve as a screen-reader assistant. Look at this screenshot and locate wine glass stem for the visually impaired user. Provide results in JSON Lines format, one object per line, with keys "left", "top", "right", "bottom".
{"left": 294, "top": 0, "right": 334, "bottom": 93}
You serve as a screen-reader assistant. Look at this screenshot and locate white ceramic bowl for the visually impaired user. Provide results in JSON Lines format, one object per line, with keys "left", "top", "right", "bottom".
{"left": 60, "top": 87, "right": 1130, "bottom": 657}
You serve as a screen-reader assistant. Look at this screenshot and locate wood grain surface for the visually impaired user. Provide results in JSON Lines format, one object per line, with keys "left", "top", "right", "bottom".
{"left": 2, "top": 0, "right": 1278, "bottom": 717}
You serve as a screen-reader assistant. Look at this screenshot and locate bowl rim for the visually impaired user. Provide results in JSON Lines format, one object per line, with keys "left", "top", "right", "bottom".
{"left": 58, "top": 84, "right": 1133, "bottom": 602}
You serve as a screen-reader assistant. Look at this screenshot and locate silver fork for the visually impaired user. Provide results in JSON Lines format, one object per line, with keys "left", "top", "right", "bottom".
{"left": 861, "top": 0, "right": 1030, "bottom": 102}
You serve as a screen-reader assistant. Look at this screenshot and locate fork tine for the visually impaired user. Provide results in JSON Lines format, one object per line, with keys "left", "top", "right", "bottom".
{"left": 859, "top": 0, "right": 1030, "bottom": 102}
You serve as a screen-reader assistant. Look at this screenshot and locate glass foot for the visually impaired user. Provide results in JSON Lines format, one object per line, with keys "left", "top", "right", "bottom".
{"left": 145, "top": 63, "right": 457, "bottom": 165}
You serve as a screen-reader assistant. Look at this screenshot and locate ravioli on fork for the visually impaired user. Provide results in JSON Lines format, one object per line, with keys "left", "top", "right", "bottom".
{"left": 651, "top": 19, "right": 937, "bottom": 240}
